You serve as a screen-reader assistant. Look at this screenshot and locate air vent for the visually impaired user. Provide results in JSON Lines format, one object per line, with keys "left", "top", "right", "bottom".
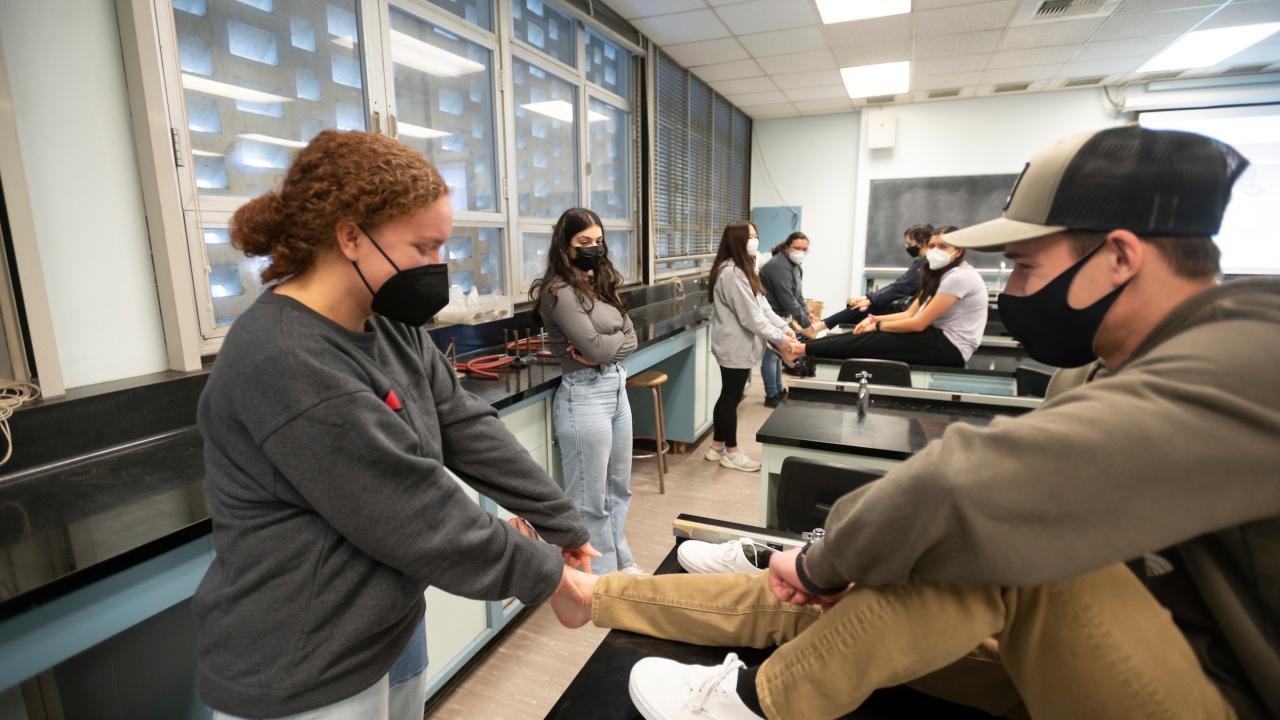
{"left": 928, "top": 88, "right": 962, "bottom": 99}
{"left": 1140, "top": 70, "right": 1184, "bottom": 82}
{"left": 993, "top": 82, "right": 1031, "bottom": 93}
{"left": 1012, "top": 0, "right": 1120, "bottom": 25}
{"left": 864, "top": 94, "right": 897, "bottom": 104}
{"left": 1220, "top": 63, "right": 1272, "bottom": 76}
{"left": 1063, "top": 75, "right": 1106, "bottom": 87}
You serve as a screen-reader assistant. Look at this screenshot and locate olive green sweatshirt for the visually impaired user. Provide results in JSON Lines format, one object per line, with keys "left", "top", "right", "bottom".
{"left": 804, "top": 279, "right": 1280, "bottom": 719}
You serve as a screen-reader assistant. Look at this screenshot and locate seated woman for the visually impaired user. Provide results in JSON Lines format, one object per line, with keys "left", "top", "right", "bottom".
{"left": 785, "top": 229, "right": 986, "bottom": 368}
{"left": 810, "top": 223, "right": 937, "bottom": 333}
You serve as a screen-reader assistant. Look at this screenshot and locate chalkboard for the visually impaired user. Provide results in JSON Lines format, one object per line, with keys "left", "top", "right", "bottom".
{"left": 865, "top": 174, "right": 1020, "bottom": 270}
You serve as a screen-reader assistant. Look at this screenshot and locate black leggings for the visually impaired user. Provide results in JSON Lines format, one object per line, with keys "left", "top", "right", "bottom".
{"left": 804, "top": 326, "right": 965, "bottom": 367}
{"left": 713, "top": 367, "right": 752, "bottom": 447}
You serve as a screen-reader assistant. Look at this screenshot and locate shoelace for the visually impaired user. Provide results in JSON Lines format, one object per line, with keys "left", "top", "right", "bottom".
{"left": 720, "top": 538, "right": 759, "bottom": 567}
{"left": 687, "top": 653, "right": 746, "bottom": 713}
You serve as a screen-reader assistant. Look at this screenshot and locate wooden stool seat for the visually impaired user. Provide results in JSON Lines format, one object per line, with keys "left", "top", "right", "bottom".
{"left": 626, "top": 369, "right": 669, "bottom": 493}
{"left": 626, "top": 370, "right": 668, "bottom": 389}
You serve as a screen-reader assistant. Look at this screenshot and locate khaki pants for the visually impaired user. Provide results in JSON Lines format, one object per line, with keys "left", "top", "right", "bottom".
{"left": 592, "top": 564, "right": 1234, "bottom": 720}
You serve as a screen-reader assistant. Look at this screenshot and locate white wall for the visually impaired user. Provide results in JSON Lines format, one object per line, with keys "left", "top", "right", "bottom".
{"left": 750, "top": 113, "right": 860, "bottom": 318}
{"left": 0, "top": 0, "right": 168, "bottom": 389}
{"left": 750, "top": 90, "right": 1125, "bottom": 308}
{"left": 849, "top": 89, "right": 1125, "bottom": 291}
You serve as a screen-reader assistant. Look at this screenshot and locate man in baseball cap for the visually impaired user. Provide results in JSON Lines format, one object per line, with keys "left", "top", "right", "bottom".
{"left": 549, "top": 125, "right": 1280, "bottom": 720}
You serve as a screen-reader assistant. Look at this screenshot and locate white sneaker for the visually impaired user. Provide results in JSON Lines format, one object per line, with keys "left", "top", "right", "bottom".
{"left": 719, "top": 451, "right": 761, "bottom": 472}
{"left": 630, "top": 653, "right": 763, "bottom": 720}
{"left": 677, "top": 538, "right": 769, "bottom": 574}
{"left": 619, "top": 563, "right": 648, "bottom": 575}
{"left": 704, "top": 445, "right": 726, "bottom": 462}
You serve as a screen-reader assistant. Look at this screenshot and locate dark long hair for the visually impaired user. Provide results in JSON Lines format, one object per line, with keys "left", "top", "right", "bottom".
{"left": 708, "top": 221, "right": 764, "bottom": 297}
{"left": 529, "top": 207, "right": 626, "bottom": 323}
{"left": 917, "top": 225, "right": 964, "bottom": 307}
{"left": 770, "top": 231, "right": 808, "bottom": 256}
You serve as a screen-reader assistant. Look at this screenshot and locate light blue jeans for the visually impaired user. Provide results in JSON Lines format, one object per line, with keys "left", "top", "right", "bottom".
{"left": 212, "top": 617, "right": 427, "bottom": 720}
{"left": 761, "top": 351, "right": 783, "bottom": 398}
{"left": 554, "top": 363, "right": 635, "bottom": 575}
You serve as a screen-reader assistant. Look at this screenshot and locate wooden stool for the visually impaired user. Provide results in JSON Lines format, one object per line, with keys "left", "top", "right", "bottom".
{"left": 626, "top": 369, "right": 669, "bottom": 494}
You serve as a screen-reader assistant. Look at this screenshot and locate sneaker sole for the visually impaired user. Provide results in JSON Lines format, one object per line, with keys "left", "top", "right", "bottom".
{"left": 719, "top": 458, "right": 761, "bottom": 472}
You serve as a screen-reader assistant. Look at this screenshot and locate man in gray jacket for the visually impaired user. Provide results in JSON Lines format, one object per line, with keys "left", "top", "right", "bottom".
{"left": 553, "top": 126, "right": 1280, "bottom": 720}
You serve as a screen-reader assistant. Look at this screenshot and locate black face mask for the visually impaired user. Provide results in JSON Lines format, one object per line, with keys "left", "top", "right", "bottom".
{"left": 997, "top": 243, "right": 1129, "bottom": 368}
{"left": 905, "top": 245, "right": 921, "bottom": 258}
{"left": 571, "top": 245, "right": 605, "bottom": 272}
{"left": 352, "top": 225, "right": 450, "bottom": 326}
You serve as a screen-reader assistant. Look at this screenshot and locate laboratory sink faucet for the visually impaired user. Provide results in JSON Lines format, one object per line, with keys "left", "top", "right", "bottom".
{"left": 856, "top": 371, "right": 872, "bottom": 416}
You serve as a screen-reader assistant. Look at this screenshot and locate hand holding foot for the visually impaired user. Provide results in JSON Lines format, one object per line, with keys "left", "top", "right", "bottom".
{"left": 549, "top": 564, "right": 597, "bottom": 628}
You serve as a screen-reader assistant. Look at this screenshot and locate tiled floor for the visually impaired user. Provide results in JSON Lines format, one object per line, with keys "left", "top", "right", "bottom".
{"left": 426, "top": 374, "right": 774, "bottom": 719}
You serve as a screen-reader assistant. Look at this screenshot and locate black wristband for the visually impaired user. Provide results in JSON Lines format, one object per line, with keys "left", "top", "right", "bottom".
{"left": 875, "top": 320, "right": 882, "bottom": 332}
{"left": 795, "top": 544, "right": 847, "bottom": 596}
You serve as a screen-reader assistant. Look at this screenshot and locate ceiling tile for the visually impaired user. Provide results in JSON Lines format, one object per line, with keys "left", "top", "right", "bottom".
{"left": 783, "top": 84, "right": 850, "bottom": 101}
{"left": 757, "top": 49, "right": 838, "bottom": 74}
{"left": 632, "top": 10, "right": 731, "bottom": 46}
{"left": 1211, "top": 38, "right": 1280, "bottom": 68}
{"left": 981, "top": 63, "right": 1063, "bottom": 84}
{"left": 1093, "top": 7, "right": 1214, "bottom": 41}
{"left": 713, "top": 0, "right": 820, "bottom": 35}
{"left": 1199, "top": 0, "right": 1280, "bottom": 29}
{"left": 915, "top": 0, "right": 1004, "bottom": 7}
{"left": 987, "top": 45, "right": 1082, "bottom": 69}
{"left": 691, "top": 58, "right": 765, "bottom": 80}
{"left": 821, "top": 13, "right": 914, "bottom": 46}
{"left": 913, "top": 30, "right": 1003, "bottom": 59}
{"left": 664, "top": 37, "right": 750, "bottom": 66}
{"left": 1074, "top": 34, "right": 1181, "bottom": 60}
{"left": 997, "top": 18, "right": 1106, "bottom": 50}
{"left": 912, "top": 70, "right": 984, "bottom": 90}
{"left": 916, "top": 0, "right": 1017, "bottom": 36}
{"left": 710, "top": 76, "right": 779, "bottom": 95}
{"left": 1056, "top": 56, "right": 1148, "bottom": 77}
{"left": 914, "top": 53, "right": 991, "bottom": 75}
{"left": 795, "top": 97, "right": 854, "bottom": 114}
{"left": 1114, "top": 0, "right": 1219, "bottom": 14}
{"left": 729, "top": 90, "right": 791, "bottom": 106}
{"left": 769, "top": 69, "right": 845, "bottom": 88}
{"left": 832, "top": 40, "right": 912, "bottom": 67}
{"left": 598, "top": 0, "right": 708, "bottom": 20}
{"left": 739, "top": 26, "right": 828, "bottom": 58}
{"left": 707, "top": 0, "right": 754, "bottom": 6}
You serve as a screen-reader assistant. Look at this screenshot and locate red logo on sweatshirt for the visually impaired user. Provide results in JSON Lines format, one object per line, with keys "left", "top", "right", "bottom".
{"left": 384, "top": 390, "right": 402, "bottom": 411}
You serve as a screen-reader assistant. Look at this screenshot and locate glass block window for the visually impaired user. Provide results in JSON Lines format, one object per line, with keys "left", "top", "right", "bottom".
{"left": 425, "top": 0, "right": 492, "bottom": 31}
{"left": 389, "top": 5, "right": 499, "bottom": 213}
{"left": 513, "top": 0, "right": 575, "bottom": 68}
{"left": 446, "top": 227, "right": 505, "bottom": 294}
{"left": 172, "top": 0, "right": 367, "bottom": 200}
{"left": 512, "top": 58, "right": 578, "bottom": 219}
{"left": 522, "top": 231, "right": 553, "bottom": 287}
{"left": 587, "top": 97, "right": 628, "bottom": 221}
{"left": 584, "top": 28, "right": 627, "bottom": 98}
{"left": 202, "top": 226, "right": 271, "bottom": 327}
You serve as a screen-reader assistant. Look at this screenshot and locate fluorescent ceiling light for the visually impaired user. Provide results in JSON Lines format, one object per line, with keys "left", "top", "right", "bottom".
{"left": 521, "top": 100, "right": 609, "bottom": 123}
{"left": 396, "top": 121, "right": 451, "bottom": 140}
{"left": 181, "top": 74, "right": 292, "bottom": 104}
{"left": 191, "top": 149, "right": 224, "bottom": 157}
{"left": 816, "top": 0, "right": 910, "bottom": 24}
{"left": 1139, "top": 23, "right": 1280, "bottom": 73}
{"left": 840, "top": 60, "right": 910, "bottom": 99}
{"left": 333, "top": 31, "right": 486, "bottom": 77}
{"left": 239, "top": 133, "right": 307, "bottom": 148}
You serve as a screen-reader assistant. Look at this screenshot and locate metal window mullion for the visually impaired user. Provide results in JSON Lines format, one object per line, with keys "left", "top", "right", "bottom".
{"left": 496, "top": 0, "right": 520, "bottom": 296}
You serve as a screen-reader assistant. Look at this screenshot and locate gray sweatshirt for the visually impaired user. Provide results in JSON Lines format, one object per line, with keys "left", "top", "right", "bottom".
{"left": 711, "top": 261, "right": 790, "bottom": 369}
{"left": 194, "top": 291, "right": 588, "bottom": 717}
{"left": 805, "top": 279, "right": 1280, "bottom": 719}
{"left": 540, "top": 283, "right": 637, "bottom": 372}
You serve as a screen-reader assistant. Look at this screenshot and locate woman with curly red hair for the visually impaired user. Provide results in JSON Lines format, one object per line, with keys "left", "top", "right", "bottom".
{"left": 195, "top": 130, "right": 595, "bottom": 720}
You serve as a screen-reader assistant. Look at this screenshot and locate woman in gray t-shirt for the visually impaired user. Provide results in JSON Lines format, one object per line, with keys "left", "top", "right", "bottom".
{"left": 785, "top": 231, "right": 988, "bottom": 368}
{"left": 531, "top": 208, "right": 642, "bottom": 575}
